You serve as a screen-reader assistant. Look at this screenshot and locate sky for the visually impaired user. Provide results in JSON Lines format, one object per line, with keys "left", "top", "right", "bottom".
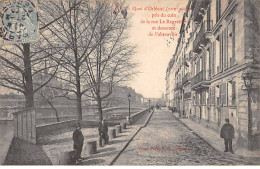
{"left": 0, "top": 0, "right": 188, "bottom": 98}
{"left": 126, "top": 0, "right": 188, "bottom": 98}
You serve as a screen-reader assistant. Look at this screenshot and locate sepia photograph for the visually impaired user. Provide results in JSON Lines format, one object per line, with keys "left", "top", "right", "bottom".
{"left": 0, "top": 0, "right": 259, "bottom": 166}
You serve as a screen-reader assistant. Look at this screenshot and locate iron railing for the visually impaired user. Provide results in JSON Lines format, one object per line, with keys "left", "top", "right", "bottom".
{"left": 182, "top": 73, "right": 191, "bottom": 85}
{"left": 184, "top": 92, "right": 191, "bottom": 99}
{"left": 193, "top": 0, "right": 212, "bottom": 23}
{"left": 191, "top": 70, "right": 210, "bottom": 86}
{"left": 193, "top": 20, "right": 213, "bottom": 51}
{"left": 175, "top": 82, "right": 183, "bottom": 90}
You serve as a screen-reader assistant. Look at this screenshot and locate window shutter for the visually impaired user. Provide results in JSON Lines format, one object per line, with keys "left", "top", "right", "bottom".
{"left": 209, "top": 47, "right": 212, "bottom": 78}
{"left": 202, "top": 91, "right": 205, "bottom": 105}
{"left": 202, "top": 54, "right": 206, "bottom": 71}
{"left": 223, "top": 28, "right": 227, "bottom": 69}
{"left": 196, "top": 93, "right": 199, "bottom": 105}
{"left": 219, "top": 84, "right": 222, "bottom": 106}
{"left": 232, "top": 19, "right": 236, "bottom": 65}
{"left": 222, "top": 83, "right": 227, "bottom": 106}
{"left": 220, "top": 32, "right": 223, "bottom": 72}
{"left": 208, "top": 88, "right": 211, "bottom": 105}
{"left": 197, "top": 59, "right": 200, "bottom": 73}
{"left": 232, "top": 80, "right": 236, "bottom": 105}
{"left": 212, "top": 87, "right": 215, "bottom": 105}
{"left": 212, "top": 42, "right": 216, "bottom": 75}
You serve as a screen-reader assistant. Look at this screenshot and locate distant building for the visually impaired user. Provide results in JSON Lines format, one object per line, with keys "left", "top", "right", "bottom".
{"left": 107, "top": 86, "right": 144, "bottom": 107}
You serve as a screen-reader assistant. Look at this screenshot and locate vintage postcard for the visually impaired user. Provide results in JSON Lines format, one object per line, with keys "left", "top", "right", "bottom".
{"left": 0, "top": 0, "right": 259, "bottom": 166}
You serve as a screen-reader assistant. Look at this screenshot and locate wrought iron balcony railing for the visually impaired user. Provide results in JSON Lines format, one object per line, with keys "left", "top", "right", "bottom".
{"left": 184, "top": 92, "right": 191, "bottom": 99}
{"left": 182, "top": 73, "right": 191, "bottom": 85}
{"left": 175, "top": 82, "right": 183, "bottom": 90}
{"left": 193, "top": 0, "right": 212, "bottom": 23}
{"left": 193, "top": 20, "right": 213, "bottom": 54}
{"left": 191, "top": 70, "right": 211, "bottom": 87}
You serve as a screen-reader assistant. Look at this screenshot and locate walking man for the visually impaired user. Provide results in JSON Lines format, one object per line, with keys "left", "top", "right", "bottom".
{"left": 220, "top": 118, "right": 235, "bottom": 153}
{"left": 73, "top": 123, "right": 84, "bottom": 163}
{"left": 98, "top": 120, "right": 108, "bottom": 146}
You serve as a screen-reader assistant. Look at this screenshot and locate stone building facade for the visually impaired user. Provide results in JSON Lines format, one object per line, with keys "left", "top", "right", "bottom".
{"left": 165, "top": 0, "right": 260, "bottom": 149}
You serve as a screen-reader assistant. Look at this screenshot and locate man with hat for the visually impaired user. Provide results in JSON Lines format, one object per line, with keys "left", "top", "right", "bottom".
{"left": 73, "top": 123, "right": 84, "bottom": 163}
{"left": 220, "top": 118, "right": 235, "bottom": 153}
{"left": 98, "top": 120, "right": 108, "bottom": 147}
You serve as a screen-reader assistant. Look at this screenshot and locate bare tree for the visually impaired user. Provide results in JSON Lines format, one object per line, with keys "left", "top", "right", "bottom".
{"left": 39, "top": 0, "right": 136, "bottom": 120}
{"left": 81, "top": 1, "right": 137, "bottom": 122}
{"left": 0, "top": 0, "right": 81, "bottom": 108}
{"left": 38, "top": 86, "right": 61, "bottom": 122}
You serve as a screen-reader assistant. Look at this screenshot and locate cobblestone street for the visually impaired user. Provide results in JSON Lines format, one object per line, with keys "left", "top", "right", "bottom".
{"left": 114, "top": 109, "right": 252, "bottom": 165}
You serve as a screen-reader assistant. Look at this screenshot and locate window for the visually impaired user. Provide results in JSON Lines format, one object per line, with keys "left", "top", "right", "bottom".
{"left": 202, "top": 91, "right": 206, "bottom": 105}
{"left": 206, "top": 49, "right": 210, "bottom": 79}
{"left": 210, "top": 87, "right": 215, "bottom": 106}
{"left": 228, "top": 80, "right": 236, "bottom": 106}
{"left": 216, "top": 0, "right": 221, "bottom": 21}
{"left": 200, "top": 92, "right": 203, "bottom": 105}
{"left": 211, "top": 43, "right": 215, "bottom": 76}
{"left": 215, "top": 36, "right": 220, "bottom": 73}
{"left": 222, "top": 83, "right": 227, "bottom": 106}
{"left": 197, "top": 59, "right": 200, "bottom": 74}
{"left": 208, "top": 88, "right": 211, "bottom": 105}
{"left": 206, "top": 89, "right": 209, "bottom": 106}
{"left": 196, "top": 92, "right": 199, "bottom": 105}
{"left": 223, "top": 28, "right": 228, "bottom": 69}
{"left": 227, "top": 20, "right": 236, "bottom": 67}
{"left": 211, "top": 0, "right": 217, "bottom": 26}
{"left": 216, "top": 85, "right": 220, "bottom": 106}
{"left": 193, "top": 93, "right": 196, "bottom": 105}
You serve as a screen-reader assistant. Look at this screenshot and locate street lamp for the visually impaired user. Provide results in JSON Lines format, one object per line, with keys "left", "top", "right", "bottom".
{"left": 127, "top": 93, "right": 131, "bottom": 124}
{"left": 242, "top": 69, "right": 257, "bottom": 150}
{"left": 148, "top": 99, "right": 151, "bottom": 112}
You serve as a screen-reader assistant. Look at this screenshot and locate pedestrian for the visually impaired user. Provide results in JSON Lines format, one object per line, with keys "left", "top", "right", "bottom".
{"left": 220, "top": 118, "right": 234, "bottom": 153}
{"left": 98, "top": 120, "right": 108, "bottom": 147}
{"left": 73, "top": 123, "right": 84, "bottom": 163}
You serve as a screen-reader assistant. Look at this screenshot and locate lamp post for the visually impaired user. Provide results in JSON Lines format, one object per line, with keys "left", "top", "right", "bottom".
{"left": 127, "top": 93, "right": 131, "bottom": 124}
{"left": 149, "top": 99, "right": 151, "bottom": 112}
{"left": 242, "top": 69, "right": 255, "bottom": 151}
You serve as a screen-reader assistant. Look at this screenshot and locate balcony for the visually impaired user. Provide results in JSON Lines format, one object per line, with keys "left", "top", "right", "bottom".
{"left": 182, "top": 73, "right": 191, "bottom": 85}
{"left": 193, "top": 0, "right": 212, "bottom": 23}
{"left": 184, "top": 92, "right": 191, "bottom": 99}
{"left": 191, "top": 70, "right": 211, "bottom": 90}
{"left": 193, "top": 20, "right": 213, "bottom": 54}
{"left": 175, "top": 82, "right": 183, "bottom": 91}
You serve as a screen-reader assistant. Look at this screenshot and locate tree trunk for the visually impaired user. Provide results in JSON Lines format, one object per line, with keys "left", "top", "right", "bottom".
{"left": 97, "top": 98, "right": 103, "bottom": 122}
{"left": 75, "top": 67, "right": 82, "bottom": 120}
{"left": 44, "top": 96, "right": 59, "bottom": 122}
{"left": 23, "top": 43, "right": 34, "bottom": 108}
{"left": 76, "top": 92, "right": 82, "bottom": 120}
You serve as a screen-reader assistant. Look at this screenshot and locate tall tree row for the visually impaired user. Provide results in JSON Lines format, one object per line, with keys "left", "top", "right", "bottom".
{"left": 0, "top": 0, "right": 137, "bottom": 122}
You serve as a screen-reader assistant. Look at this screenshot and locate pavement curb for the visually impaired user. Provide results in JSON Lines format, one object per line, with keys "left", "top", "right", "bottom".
{"left": 168, "top": 111, "right": 257, "bottom": 165}
{"left": 109, "top": 109, "right": 154, "bottom": 165}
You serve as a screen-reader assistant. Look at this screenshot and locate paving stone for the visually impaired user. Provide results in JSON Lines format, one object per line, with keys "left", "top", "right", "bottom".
{"left": 114, "top": 109, "right": 252, "bottom": 165}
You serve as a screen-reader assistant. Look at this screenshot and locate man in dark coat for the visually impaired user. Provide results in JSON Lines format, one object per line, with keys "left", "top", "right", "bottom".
{"left": 220, "top": 118, "right": 235, "bottom": 153}
{"left": 73, "top": 123, "right": 84, "bottom": 163}
{"left": 98, "top": 120, "right": 108, "bottom": 146}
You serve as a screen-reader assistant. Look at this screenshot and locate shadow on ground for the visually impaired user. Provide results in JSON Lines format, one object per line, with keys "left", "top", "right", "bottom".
{"left": 5, "top": 138, "right": 52, "bottom": 165}
{"left": 109, "top": 139, "right": 129, "bottom": 145}
{"left": 37, "top": 134, "right": 98, "bottom": 145}
{"left": 79, "top": 158, "right": 105, "bottom": 165}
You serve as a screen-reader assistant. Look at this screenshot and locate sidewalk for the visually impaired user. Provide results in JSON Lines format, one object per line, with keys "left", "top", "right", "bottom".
{"left": 0, "top": 120, "right": 14, "bottom": 165}
{"left": 39, "top": 110, "right": 153, "bottom": 165}
{"left": 171, "top": 112, "right": 260, "bottom": 165}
